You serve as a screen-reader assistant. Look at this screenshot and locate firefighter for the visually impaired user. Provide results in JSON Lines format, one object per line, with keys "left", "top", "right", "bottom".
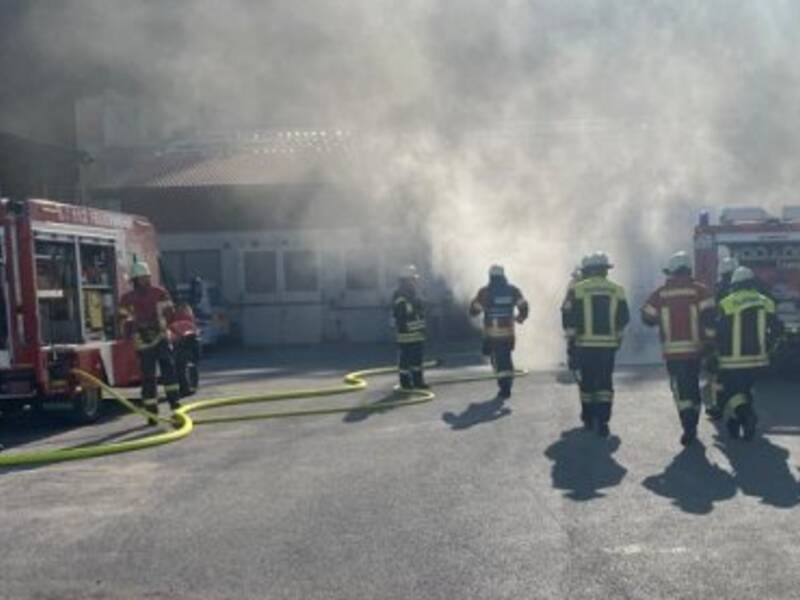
{"left": 562, "top": 251, "right": 630, "bottom": 437}
{"left": 118, "top": 261, "right": 182, "bottom": 425}
{"left": 713, "top": 266, "right": 782, "bottom": 441}
{"left": 469, "top": 265, "right": 529, "bottom": 399}
{"left": 562, "top": 264, "right": 584, "bottom": 377}
{"left": 392, "top": 265, "right": 427, "bottom": 390}
{"left": 641, "top": 251, "right": 716, "bottom": 446}
{"left": 703, "top": 257, "right": 739, "bottom": 421}
{"left": 716, "top": 257, "right": 738, "bottom": 302}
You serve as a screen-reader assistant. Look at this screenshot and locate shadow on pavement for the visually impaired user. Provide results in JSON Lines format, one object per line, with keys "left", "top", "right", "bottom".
{"left": 544, "top": 427, "right": 627, "bottom": 501}
{"left": 342, "top": 392, "right": 404, "bottom": 424}
{"left": 714, "top": 433, "right": 800, "bottom": 509}
{"left": 441, "top": 396, "right": 511, "bottom": 430}
{"left": 642, "top": 443, "right": 736, "bottom": 515}
{"left": 0, "top": 401, "right": 135, "bottom": 451}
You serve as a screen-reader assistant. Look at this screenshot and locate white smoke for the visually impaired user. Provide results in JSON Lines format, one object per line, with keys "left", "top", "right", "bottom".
{"left": 12, "top": 0, "right": 800, "bottom": 364}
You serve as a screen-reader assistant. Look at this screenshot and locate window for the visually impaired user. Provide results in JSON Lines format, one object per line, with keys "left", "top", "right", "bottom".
{"left": 284, "top": 250, "right": 318, "bottom": 292}
{"left": 35, "top": 239, "right": 81, "bottom": 344}
{"left": 345, "top": 250, "right": 378, "bottom": 291}
{"left": 80, "top": 242, "right": 117, "bottom": 341}
{"left": 161, "top": 250, "right": 222, "bottom": 286}
{"left": 244, "top": 251, "right": 278, "bottom": 294}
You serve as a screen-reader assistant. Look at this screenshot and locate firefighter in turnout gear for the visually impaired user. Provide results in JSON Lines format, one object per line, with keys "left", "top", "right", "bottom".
{"left": 469, "top": 265, "right": 529, "bottom": 398}
{"left": 702, "top": 258, "right": 740, "bottom": 420}
{"left": 713, "top": 266, "right": 782, "bottom": 441}
{"left": 641, "top": 252, "right": 716, "bottom": 446}
{"left": 392, "top": 265, "right": 427, "bottom": 390}
{"left": 118, "top": 261, "right": 182, "bottom": 424}
{"left": 562, "top": 252, "right": 630, "bottom": 437}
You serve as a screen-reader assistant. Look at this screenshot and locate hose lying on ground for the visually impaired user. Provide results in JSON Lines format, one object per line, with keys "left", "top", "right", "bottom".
{"left": 0, "top": 363, "right": 527, "bottom": 467}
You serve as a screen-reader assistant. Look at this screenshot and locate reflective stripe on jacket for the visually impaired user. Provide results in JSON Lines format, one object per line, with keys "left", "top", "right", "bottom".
{"left": 393, "top": 289, "right": 426, "bottom": 344}
{"left": 119, "top": 285, "right": 175, "bottom": 351}
{"left": 641, "top": 276, "right": 714, "bottom": 360}
{"left": 562, "top": 276, "right": 629, "bottom": 348}
{"left": 470, "top": 282, "right": 528, "bottom": 339}
{"left": 716, "top": 289, "right": 779, "bottom": 369}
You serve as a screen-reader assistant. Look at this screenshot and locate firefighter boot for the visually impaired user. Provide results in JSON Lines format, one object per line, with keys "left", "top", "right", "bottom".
{"left": 497, "top": 379, "right": 512, "bottom": 400}
{"left": 739, "top": 405, "right": 758, "bottom": 441}
{"left": 726, "top": 416, "right": 741, "bottom": 440}
{"left": 166, "top": 386, "right": 182, "bottom": 411}
{"left": 580, "top": 400, "right": 594, "bottom": 431}
{"left": 143, "top": 399, "right": 159, "bottom": 427}
{"left": 679, "top": 409, "right": 698, "bottom": 447}
{"left": 596, "top": 403, "right": 611, "bottom": 438}
{"left": 412, "top": 370, "right": 430, "bottom": 390}
{"left": 398, "top": 372, "right": 413, "bottom": 391}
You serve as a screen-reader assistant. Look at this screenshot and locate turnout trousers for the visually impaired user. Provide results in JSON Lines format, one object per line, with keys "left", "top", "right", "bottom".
{"left": 483, "top": 337, "right": 515, "bottom": 396}
{"left": 576, "top": 347, "right": 617, "bottom": 426}
{"left": 397, "top": 341, "right": 425, "bottom": 389}
{"left": 717, "top": 368, "right": 761, "bottom": 439}
{"left": 666, "top": 359, "right": 702, "bottom": 436}
{"left": 138, "top": 338, "right": 181, "bottom": 414}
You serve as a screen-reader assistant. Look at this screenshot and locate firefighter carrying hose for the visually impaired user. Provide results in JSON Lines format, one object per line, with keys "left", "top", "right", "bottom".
{"left": 469, "top": 265, "right": 529, "bottom": 399}
{"left": 562, "top": 252, "right": 629, "bottom": 437}
{"left": 641, "top": 251, "right": 716, "bottom": 446}
{"left": 118, "top": 261, "right": 182, "bottom": 425}
{"left": 711, "top": 266, "right": 782, "bottom": 441}
{"left": 392, "top": 265, "right": 428, "bottom": 390}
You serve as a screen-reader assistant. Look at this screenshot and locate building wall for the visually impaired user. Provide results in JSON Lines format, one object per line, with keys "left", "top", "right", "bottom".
{"left": 157, "top": 227, "right": 450, "bottom": 345}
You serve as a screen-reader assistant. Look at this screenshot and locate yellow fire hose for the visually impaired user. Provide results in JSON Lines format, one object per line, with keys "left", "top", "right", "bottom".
{"left": 0, "top": 362, "right": 527, "bottom": 467}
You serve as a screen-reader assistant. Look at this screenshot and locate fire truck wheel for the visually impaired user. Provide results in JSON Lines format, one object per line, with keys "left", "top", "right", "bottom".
{"left": 72, "top": 387, "right": 103, "bottom": 423}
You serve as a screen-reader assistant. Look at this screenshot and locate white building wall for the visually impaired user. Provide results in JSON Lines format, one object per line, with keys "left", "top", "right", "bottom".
{"left": 158, "top": 227, "right": 436, "bottom": 345}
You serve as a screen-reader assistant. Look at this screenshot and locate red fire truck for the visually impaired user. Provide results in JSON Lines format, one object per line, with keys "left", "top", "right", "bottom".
{"left": 694, "top": 206, "right": 800, "bottom": 372}
{"left": 0, "top": 198, "right": 199, "bottom": 422}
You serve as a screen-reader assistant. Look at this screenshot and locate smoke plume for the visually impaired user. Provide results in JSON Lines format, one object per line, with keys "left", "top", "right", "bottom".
{"left": 11, "top": 0, "right": 800, "bottom": 364}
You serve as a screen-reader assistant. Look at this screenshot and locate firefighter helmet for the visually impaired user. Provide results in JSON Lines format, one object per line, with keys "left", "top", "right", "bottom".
{"left": 665, "top": 251, "right": 691, "bottom": 275}
{"left": 489, "top": 264, "right": 505, "bottom": 278}
{"left": 731, "top": 266, "right": 755, "bottom": 284}
{"left": 130, "top": 261, "right": 151, "bottom": 279}
{"left": 582, "top": 251, "right": 613, "bottom": 270}
{"left": 719, "top": 256, "right": 738, "bottom": 275}
{"left": 398, "top": 264, "right": 419, "bottom": 280}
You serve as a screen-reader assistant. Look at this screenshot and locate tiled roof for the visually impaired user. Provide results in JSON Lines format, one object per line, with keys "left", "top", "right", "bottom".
{"left": 99, "top": 130, "right": 358, "bottom": 189}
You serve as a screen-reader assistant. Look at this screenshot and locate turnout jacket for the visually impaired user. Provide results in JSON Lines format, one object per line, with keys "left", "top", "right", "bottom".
{"left": 562, "top": 275, "right": 629, "bottom": 349}
{"left": 119, "top": 285, "right": 174, "bottom": 350}
{"left": 641, "top": 275, "right": 715, "bottom": 360}
{"left": 715, "top": 288, "right": 782, "bottom": 370}
{"left": 469, "top": 280, "right": 529, "bottom": 340}
{"left": 392, "top": 287, "right": 426, "bottom": 344}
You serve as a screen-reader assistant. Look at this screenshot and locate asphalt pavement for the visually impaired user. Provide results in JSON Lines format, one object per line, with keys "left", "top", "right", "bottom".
{"left": 1, "top": 345, "right": 800, "bottom": 600}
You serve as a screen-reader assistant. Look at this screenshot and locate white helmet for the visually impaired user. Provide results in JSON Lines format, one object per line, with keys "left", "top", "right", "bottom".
{"left": 731, "top": 266, "right": 755, "bottom": 285}
{"left": 489, "top": 264, "right": 505, "bottom": 278}
{"left": 581, "top": 251, "right": 613, "bottom": 270}
{"left": 719, "top": 256, "right": 739, "bottom": 275}
{"left": 130, "top": 261, "right": 151, "bottom": 279}
{"left": 398, "top": 264, "right": 419, "bottom": 280}
{"left": 665, "top": 251, "right": 692, "bottom": 275}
